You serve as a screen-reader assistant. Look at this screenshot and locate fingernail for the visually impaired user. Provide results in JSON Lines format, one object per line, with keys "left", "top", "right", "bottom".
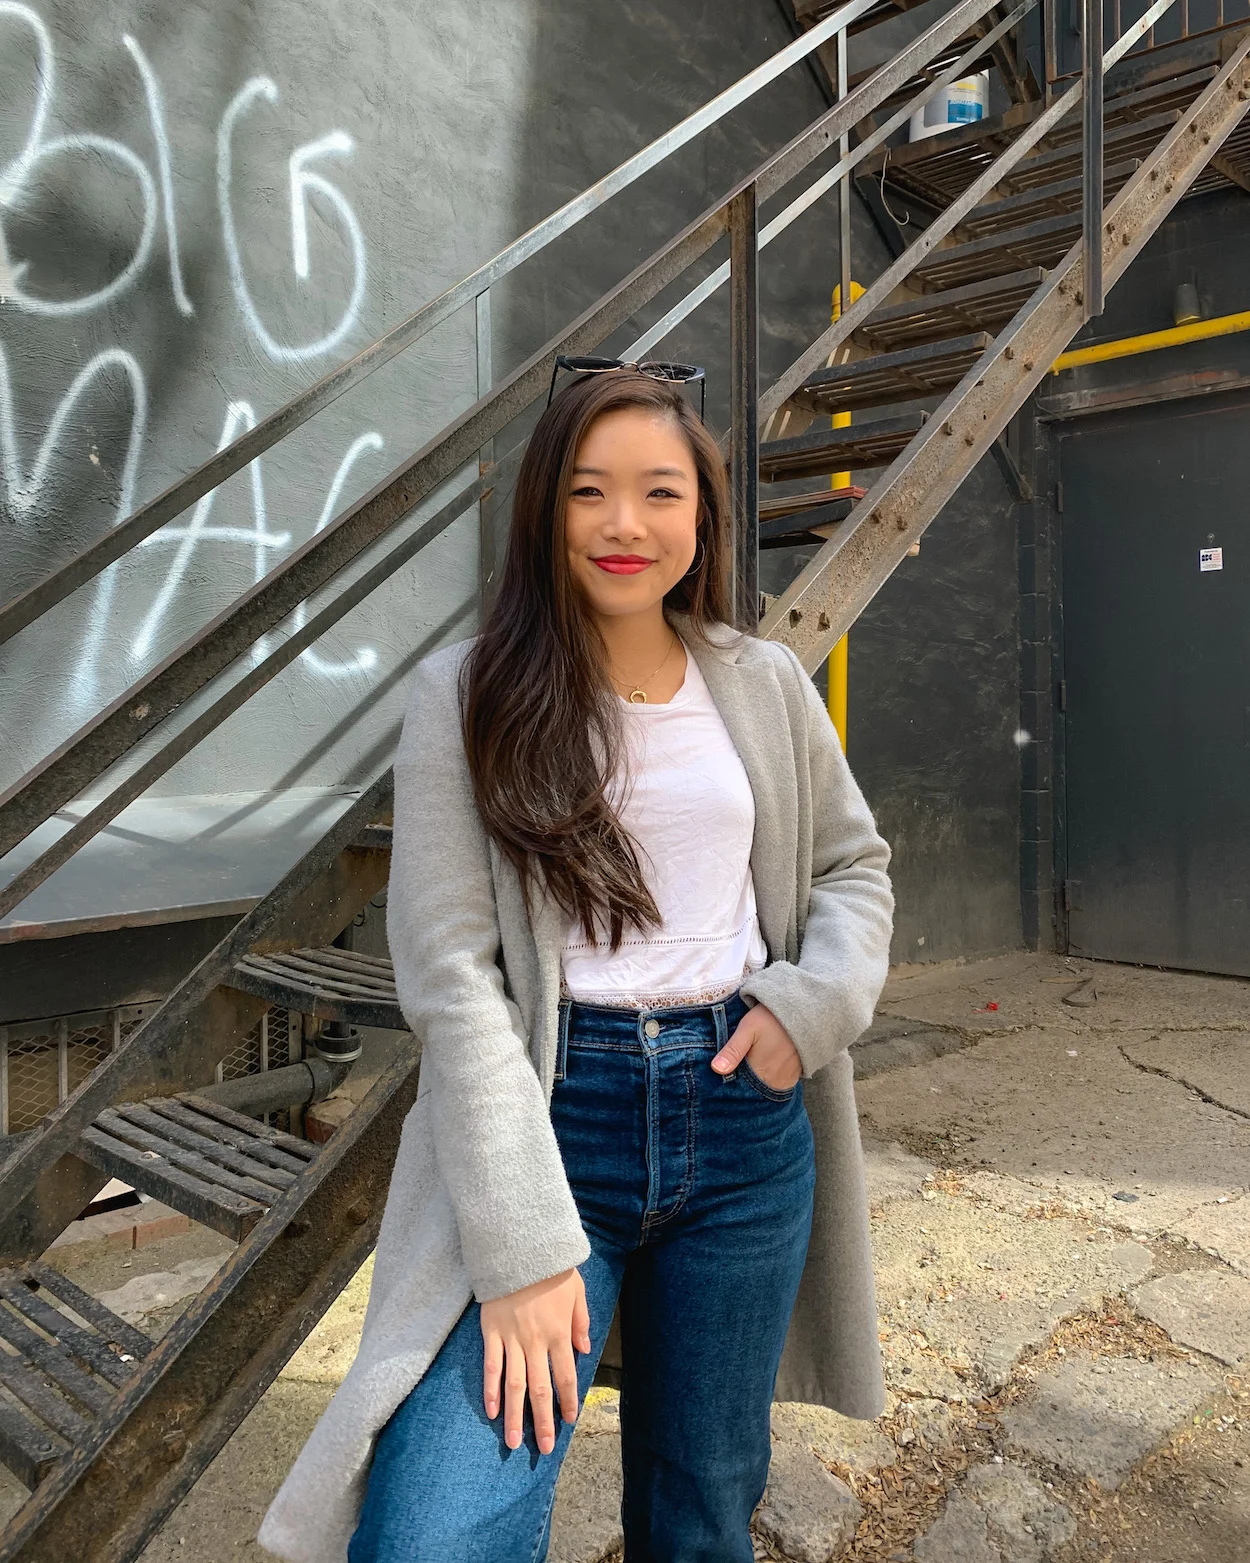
{"left": 486, "top": 1401, "right": 498, "bottom": 1418}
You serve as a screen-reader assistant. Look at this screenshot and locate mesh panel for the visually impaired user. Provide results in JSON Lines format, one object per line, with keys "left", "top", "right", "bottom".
{"left": 217, "top": 1021, "right": 264, "bottom": 1083}
{"left": 215, "top": 1009, "right": 302, "bottom": 1084}
{"left": 4, "top": 1031, "right": 59, "bottom": 1135}
{"left": 0, "top": 1005, "right": 157, "bottom": 1135}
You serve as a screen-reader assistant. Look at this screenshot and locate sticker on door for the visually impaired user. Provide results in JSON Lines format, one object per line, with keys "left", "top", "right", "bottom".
{"left": 1200, "top": 547, "right": 1224, "bottom": 571}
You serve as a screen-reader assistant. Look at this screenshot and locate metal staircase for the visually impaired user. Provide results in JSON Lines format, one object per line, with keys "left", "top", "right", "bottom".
{"left": 1, "top": 0, "right": 1248, "bottom": 1556}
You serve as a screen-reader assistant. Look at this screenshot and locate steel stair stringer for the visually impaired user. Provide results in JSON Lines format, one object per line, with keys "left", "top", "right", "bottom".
{"left": 760, "top": 34, "right": 1250, "bottom": 669}
{"left": 0, "top": 776, "right": 394, "bottom": 1264}
{"left": 0, "top": 1045, "right": 420, "bottom": 1563}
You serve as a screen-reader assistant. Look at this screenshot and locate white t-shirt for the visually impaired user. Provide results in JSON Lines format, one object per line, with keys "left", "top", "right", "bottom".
{"left": 560, "top": 652, "right": 769, "bottom": 1009}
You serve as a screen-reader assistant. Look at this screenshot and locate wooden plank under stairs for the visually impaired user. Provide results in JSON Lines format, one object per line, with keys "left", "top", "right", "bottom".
{"left": 854, "top": 269, "right": 1046, "bottom": 353}
{"left": 911, "top": 210, "right": 1081, "bottom": 291}
{"left": 796, "top": 333, "right": 993, "bottom": 413}
{"left": 760, "top": 412, "right": 926, "bottom": 482}
{"left": 958, "top": 157, "right": 1141, "bottom": 235}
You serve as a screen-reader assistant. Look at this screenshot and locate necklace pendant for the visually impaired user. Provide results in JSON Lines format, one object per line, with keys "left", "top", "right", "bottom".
{"left": 628, "top": 688, "right": 648, "bottom": 704}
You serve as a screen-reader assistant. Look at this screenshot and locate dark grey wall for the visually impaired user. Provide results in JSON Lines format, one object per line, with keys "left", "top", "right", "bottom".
{"left": 1024, "top": 185, "right": 1250, "bottom": 953}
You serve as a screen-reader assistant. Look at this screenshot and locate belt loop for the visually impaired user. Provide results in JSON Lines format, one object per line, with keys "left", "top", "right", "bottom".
{"left": 713, "top": 1000, "right": 728, "bottom": 1049}
{"left": 555, "top": 999, "right": 572, "bottom": 1083}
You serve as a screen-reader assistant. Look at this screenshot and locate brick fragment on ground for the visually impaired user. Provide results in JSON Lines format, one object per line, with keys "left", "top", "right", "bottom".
{"left": 912, "top": 1461, "right": 1074, "bottom": 1562}
{"left": 1001, "top": 1353, "right": 1220, "bottom": 1488}
{"left": 755, "top": 1440, "right": 861, "bottom": 1563}
{"left": 1132, "top": 1267, "right": 1250, "bottom": 1367}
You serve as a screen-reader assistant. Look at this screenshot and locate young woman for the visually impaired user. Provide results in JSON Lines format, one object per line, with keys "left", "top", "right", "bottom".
{"left": 260, "top": 370, "right": 894, "bottom": 1563}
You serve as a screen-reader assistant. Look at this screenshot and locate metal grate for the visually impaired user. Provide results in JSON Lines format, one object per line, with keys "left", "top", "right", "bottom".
{"left": 214, "top": 1009, "right": 301, "bottom": 1085}
{"left": 0, "top": 1006, "right": 155, "bottom": 1136}
{"left": 0, "top": 1006, "right": 303, "bottom": 1135}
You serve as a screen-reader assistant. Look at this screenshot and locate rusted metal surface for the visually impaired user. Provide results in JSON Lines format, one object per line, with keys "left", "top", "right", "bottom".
{"left": 757, "top": 0, "right": 1180, "bottom": 439}
{"left": 797, "top": 333, "right": 994, "bottom": 412}
{"left": 0, "top": 1263, "right": 152, "bottom": 1490}
{"left": 0, "top": 778, "right": 392, "bottom": 1259}
{"left": 761, "top": 34, "right": 1250, "bottom": 670}
{"left": 729, "top": 184, "right": 760, "bottom": 629}
{"left": 0, "top": 1048, "right": 419, "bottom": 1563}
{"left": 1083, "top": 0, "right": 1107, "bottom": 315}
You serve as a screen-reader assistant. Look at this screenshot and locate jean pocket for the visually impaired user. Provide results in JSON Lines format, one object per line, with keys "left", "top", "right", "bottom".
{"left": 739, "top": 1059, "right": 800, "bottom": 1103}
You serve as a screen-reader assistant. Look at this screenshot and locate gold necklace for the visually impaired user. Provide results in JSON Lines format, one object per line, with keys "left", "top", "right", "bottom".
{"left": 613, "top": 633, "right": 679, "bottom": 704}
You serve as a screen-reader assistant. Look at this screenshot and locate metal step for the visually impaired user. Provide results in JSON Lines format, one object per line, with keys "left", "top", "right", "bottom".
{"left": 759, "top": 496, "right": 859, "bottom": 548}
{"left": 794, "top": 0, "right": 928, "bottom": 35}
{"left": 868, "top": 76, "right": 1203, "bottom": 210}
{"left": 0, "top": 1262, "right": 151, "bottom": 1490}
{"left": 78, "top": 1095, "right": 316, "bottom": 1243}
{"left": 913, "top": 211, "right": 1080, "bottom": 292}
{"left": 760, "top": 412, "right": 926, "bottom": 482}
{"left": 759, "top": 485, "right": 865, "bottom": 521}
{"left": 228, "top": 947, "right": 404, "bottom": 1031}
{"left": 959, "top": 157, "right": 1141, "bottom": 235}
{"left": 855, "top": 268, "right": 1046, "bottom": 353}
{"left": 797, "top": 332, "right": 992, "bottom": 413}
{"left": 996, "top": 109, "right": 1180, "bottom": 193}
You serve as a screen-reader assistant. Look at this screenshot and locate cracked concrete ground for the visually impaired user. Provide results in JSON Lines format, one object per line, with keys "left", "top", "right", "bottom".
{"left": 2, "top": 952, "right": 1246, "bottom": 1563}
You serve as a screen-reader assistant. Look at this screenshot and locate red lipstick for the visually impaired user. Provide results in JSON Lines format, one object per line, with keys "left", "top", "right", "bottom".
{"left": 592, "top": 555, "right": 653, "bottom": 575}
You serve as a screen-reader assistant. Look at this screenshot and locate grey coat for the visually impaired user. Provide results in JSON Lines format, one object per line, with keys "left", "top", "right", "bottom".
{"left": 259, "top": 622, "right": 894, "bottom": 1563}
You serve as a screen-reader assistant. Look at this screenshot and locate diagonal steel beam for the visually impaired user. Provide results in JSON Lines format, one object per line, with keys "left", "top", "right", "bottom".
{"left": 761, "top": 34, "right": 1250, "bottom": 670}
{"left": 0, "top": 1047, "right": 420, "bottom": 1563}
{"left": 0, "top": 0, "right": 1006, "bottom": 870}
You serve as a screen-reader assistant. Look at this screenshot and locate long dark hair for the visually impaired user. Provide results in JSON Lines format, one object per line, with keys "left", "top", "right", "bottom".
{"left": 461, "top": 370, "right": 734, "bottom": 945}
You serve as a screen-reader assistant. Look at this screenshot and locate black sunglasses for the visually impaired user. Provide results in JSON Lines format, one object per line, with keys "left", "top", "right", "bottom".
{"left": 546, "top": 355, "right": 706, "bottom": 420}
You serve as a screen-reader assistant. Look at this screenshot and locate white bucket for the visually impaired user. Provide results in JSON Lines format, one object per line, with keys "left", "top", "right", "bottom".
{"left": 908, "top": 73, "right": 989, "bottom": 141}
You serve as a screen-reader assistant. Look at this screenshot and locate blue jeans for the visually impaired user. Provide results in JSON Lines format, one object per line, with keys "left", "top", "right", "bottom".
{"left": 349, "top": 992, "right": 816, "bottom": 1563}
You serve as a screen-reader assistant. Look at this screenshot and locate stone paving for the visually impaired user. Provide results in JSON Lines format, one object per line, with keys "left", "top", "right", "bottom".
{"left": 5, "top": 951, "right": 1243, "bottom": 1562}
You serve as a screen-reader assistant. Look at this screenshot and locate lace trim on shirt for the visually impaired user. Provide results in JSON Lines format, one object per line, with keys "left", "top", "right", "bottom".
{"left": 559, "top": 966, "right": 762, "bottom": 1012}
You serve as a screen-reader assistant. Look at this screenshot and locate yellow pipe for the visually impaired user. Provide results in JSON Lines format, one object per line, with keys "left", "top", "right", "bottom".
{"left": 1052, "top": 308, "right": 1250, "bottom": 373}
{"left": 826, "top": 281, "right": 864, "bottom": 752}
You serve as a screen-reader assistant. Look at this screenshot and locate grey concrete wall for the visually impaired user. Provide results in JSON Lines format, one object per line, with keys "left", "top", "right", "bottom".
{"left": 1, "top": 0, "right": 1028, "bottom": 966}
{"left": 0, "top": 0, "right": 537, "bottom": 800}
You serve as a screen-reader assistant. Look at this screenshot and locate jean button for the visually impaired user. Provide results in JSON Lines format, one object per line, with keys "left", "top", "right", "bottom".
{"left": 643, "top": 1018, "right": 661, "bottom": 1039}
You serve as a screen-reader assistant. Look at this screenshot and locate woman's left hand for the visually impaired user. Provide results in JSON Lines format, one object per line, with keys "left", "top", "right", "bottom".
{"left": 711, "top": 1003, "right": 802, "bottom": 1091}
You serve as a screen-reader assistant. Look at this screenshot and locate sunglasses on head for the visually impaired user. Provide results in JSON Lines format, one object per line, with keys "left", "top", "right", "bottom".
{"left": 546, "top": 355, "right": 706, "bottom": 420}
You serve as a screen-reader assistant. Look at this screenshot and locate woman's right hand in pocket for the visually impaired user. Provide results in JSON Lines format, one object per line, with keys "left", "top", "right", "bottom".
{"left": 480, "top": 1267, "right": 591, "bottom": 1454}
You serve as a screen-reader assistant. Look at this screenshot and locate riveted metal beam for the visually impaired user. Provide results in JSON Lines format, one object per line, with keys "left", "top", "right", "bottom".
{"left": 0, "top": 1047, "right": 420, "bottom": 1563}
{"left": 761, "top": 34, "right": 1250, "bottom": 670}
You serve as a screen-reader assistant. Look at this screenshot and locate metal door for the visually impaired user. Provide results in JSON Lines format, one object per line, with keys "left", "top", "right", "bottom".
{"left": 1059, "top": 395, "right": 1250, "bottom": 976}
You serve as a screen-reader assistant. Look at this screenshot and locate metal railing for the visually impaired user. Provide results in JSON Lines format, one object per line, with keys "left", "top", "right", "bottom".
{"left": 1045, "top": 0, "right": 1250, "bottom": 81}
{"left": 0, "top": 0, "right": 879, "bottom": 652}
{"left": 0, "top": 0, "right": 1025, "bottom": 921}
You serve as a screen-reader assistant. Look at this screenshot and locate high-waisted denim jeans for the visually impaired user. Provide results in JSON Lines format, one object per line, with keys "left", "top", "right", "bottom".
{"left": 349, "top": 991, "right": 816, "bottom": 1563}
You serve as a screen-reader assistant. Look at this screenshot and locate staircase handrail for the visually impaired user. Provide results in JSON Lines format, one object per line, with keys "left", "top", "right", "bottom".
{"left": 0, "top": 0, "right": 881, "bottom": 652}
{"left": 0, "top": 0, "right": 1013, "bottom": 896}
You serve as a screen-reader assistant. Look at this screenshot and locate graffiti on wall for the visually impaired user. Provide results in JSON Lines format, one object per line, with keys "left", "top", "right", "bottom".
{"left": 0, "top": 2, "right": 385, "bottom": 707}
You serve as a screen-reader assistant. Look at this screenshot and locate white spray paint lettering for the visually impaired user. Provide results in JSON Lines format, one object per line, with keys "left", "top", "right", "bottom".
{"left": 0, "top": 4, "right": 380, "bottom": 706}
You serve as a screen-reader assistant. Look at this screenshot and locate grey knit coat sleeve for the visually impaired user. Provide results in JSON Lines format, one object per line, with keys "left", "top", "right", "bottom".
{"left": 387, "top": 645, "right": 591, "bottom": 1301}
{"left": 739, "top": 643, "right": 894, "bottom": 1079}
